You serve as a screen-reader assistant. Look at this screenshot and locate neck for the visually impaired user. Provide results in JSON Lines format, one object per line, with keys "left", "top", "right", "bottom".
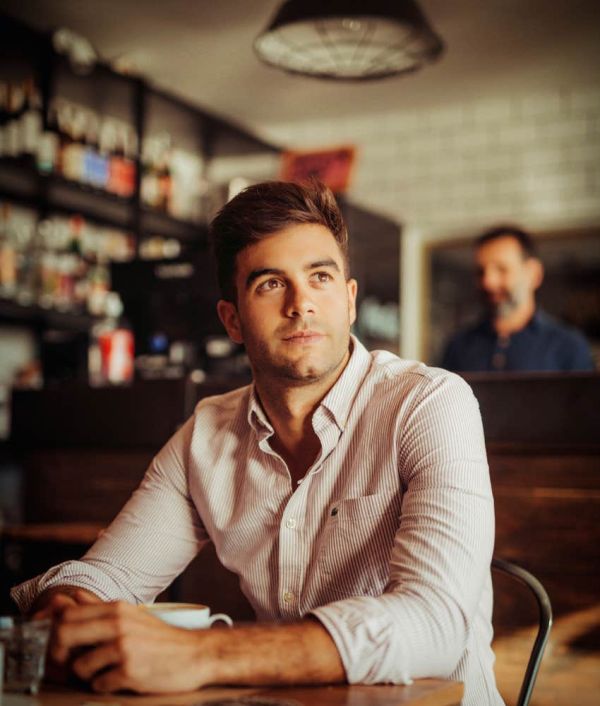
{"left": 253, "top": 352, "right": 349, "bottom": 483}
{"left": 493, "top": 299, "right": 536, "bottom": 338}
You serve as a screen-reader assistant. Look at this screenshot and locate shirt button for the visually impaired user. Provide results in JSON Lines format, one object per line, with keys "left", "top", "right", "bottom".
{"left": 283, "top": 591, "right": 295, "bottom": 604}
{"left": 285, "top": 517, "right": 297, "bottom": 529}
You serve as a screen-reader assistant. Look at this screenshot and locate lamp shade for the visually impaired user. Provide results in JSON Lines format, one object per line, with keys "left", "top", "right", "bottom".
{"left": 254, "top": 0, "right": 444, "bottom": 80}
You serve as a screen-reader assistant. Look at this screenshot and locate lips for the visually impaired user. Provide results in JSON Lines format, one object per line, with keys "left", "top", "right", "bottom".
{"left": 282, "top": 330, "right": 323, "bottom": 342}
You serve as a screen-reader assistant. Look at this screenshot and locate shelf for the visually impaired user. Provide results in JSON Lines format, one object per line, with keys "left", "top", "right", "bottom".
{"left": 0, "top": 157, "right": 136, "bottom": 230}
{"left": 0, "top": 156, "right": 41, "bottom": 204}
{"left": 43, "top": 174, "right": 136, "bottom": 230}
{"left": 0, "top": 158, "right": 212, "bottom": 240}
{"left": 140, "top": 206, "right": 208, "bottom": 242}
{"left": 0, "top": 11, "right": 279, "bottom": 341}
{"left": 0, "top": 298, "right": 97, "bottom": 331}
{"left": 43, "top": 171, "right": 136, "bottom": 205}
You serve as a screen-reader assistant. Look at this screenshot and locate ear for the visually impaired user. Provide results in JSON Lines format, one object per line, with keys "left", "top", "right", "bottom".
{"left": 217, "top": 300, "right": 244, "bottom": 344}
{"left": 526, "top": 258, "right": 544, "bottom": 292}
{"left": 346, "top": 278, "right": 358, "bottom": 326}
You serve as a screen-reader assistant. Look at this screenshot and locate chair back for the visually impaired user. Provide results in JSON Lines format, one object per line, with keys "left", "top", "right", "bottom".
{"left": 492, "top": 556, "right": 553, "bottom": 706}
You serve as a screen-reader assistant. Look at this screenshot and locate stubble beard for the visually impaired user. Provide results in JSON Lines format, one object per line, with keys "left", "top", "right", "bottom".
{"left": 246, "top": 331, "right": 350, "bottom": 387}
{"left": 484, "top": 285, "right": 525, "bottom": 320}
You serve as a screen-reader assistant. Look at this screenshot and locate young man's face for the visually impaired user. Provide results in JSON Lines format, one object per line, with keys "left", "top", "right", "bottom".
{"left": 475, "top": 235, "right": 542, "bottom": 318}
{"left": 217, "top": 223, "right": 357, "bottom": 386}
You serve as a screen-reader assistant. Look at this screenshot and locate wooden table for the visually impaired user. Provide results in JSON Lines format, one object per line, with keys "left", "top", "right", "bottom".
{"left": 1, "top": 680, "right": 463, "bottom": 705}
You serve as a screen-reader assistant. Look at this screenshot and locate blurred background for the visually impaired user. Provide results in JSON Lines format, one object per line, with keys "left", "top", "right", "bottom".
{"left": 0, "top": 3, "right": 599, "bottom": 704}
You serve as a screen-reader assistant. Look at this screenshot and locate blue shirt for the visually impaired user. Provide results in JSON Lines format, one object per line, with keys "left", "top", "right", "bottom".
{"left": 441, "top": 309, "right": 595, "bottom": 373}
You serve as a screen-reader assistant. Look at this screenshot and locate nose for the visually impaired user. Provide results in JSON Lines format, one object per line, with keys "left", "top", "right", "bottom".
{"left": 284, "top": 282, "right": 316, "bottom": 318}
{"left": 479, "top": 266, "right": 499, "bottom": 291}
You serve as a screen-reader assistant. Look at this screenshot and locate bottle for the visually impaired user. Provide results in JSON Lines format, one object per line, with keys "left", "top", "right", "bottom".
{"left": 88, "top": 292, "right": 134, "bottom": 386}
{"left": 0, "top": 203, "right": 17, "bottom": 298}
{"left": 20, "top": 78, "right": 43, "bottom": 157}
{"left": 38, "top": 99, "right": 62, "bottom": 175}
{"left": 106, "top": 119, "right": 123, "bottom": 196}
{"left": 141, "top": 135, "right": 161, "bottom": 208}
{"left": 157, "top": 134, "right": 172, "bottom": 212}
{"left": 61, "top": 101, "right": 85, "bottom": 182}
{"left": 4, "top": 80, "right": 25, "bottom": 157}
{"left": 0, "top": 80, "right": 8, "bottom": 157}
{"left": 121, "top": 124, "right": 137, "bottom": 198}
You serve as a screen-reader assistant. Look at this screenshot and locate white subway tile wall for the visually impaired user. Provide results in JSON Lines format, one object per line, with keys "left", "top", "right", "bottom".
{"left": 267, "top": 87, "right": 600, "bottom": 233}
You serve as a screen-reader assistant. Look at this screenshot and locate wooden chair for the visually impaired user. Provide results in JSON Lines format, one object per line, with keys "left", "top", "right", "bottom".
{"left": 492, "top": 557, "right": 553, "bottom": 706}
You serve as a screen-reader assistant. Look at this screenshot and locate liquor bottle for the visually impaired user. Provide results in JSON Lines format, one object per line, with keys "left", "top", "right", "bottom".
{"left": 0, "top": 203, "right": 17, "bottom": 298}
{"left": 107, "top": 119, "right": 125, "bottom": 196}
{"left": 0, "top": 80, "right": 8, "bottom": 157}
{"left": 61, "top": 101, "right": 86, "bottom": 182}
{"left": 87, "top": 112, "right": 108, "bottom": 189}
{"left": 88, "top": 291, "right": 134, "bottom": 386}
{"left": 121, "top": 124, "right": 137, "bottom": 198}
{"left": 82, "top": 110, "right": 98, "bottom": 187}
{"left": 157, "top": 135, "right": 172, "bottom": 212}
{"left": 38, "top": 99, "right": 62, "bottom": 175}
{"left": 4, "top": 80, "right": 25, "bottom": 157}
{"left": 14, "top": 214, "right": 37, "bottom": 306}
{"left": 20, "top": 78, "right": 42, "bottom": 157}
{"left": 141, "top": 135, "right": 161, "bottom": 208}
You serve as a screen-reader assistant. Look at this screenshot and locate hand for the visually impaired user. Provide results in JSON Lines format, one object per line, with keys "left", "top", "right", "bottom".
{"left": 30, "top": 586, "right": 102, "bottom": 620}
{"left": 51, "top": 601, "right": 207, "bottom": 694}
{"left": 29, "top": 587, "right": 102, "bottom": 684}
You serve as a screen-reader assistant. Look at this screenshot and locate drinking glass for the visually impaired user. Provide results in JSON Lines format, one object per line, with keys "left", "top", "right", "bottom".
{"left": 0, "top": 616, "right": 51, "bottom": 694}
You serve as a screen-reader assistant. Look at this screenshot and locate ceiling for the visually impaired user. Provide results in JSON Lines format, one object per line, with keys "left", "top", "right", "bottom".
{"left": 1, "top": 0, "right": 599, "bottom": 144}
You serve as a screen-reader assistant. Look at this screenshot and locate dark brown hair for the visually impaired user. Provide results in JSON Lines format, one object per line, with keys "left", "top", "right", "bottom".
{"left": 475, "top": 224, "right": 538, "bottom": 259}
{"left": 210, "top": 180, "right": 349, "bottom": 301}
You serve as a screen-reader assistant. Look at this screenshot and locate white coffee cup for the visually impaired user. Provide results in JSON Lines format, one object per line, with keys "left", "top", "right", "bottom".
{"left": 143, "top": 602, "right": 233, "bottom": 630}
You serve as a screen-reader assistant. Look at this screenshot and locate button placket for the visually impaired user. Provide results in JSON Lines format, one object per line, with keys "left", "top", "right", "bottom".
{"left": 278, "top": 476, "right": 310, "bottom": 617}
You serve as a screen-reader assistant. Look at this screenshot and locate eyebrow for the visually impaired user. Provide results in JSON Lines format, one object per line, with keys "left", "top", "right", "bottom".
{"left": 245, "top": 258, "right": 340, "bottom": 290}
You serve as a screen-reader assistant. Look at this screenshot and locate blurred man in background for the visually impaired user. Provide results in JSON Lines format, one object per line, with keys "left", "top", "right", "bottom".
{"left": 442, "top": 226, "right": 594, "bottom": 373}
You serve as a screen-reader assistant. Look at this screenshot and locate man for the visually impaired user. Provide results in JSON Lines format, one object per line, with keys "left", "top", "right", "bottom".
{"left": 442, "top": 226, "right": 594, "bottom": 373}
{"left": 12, "top": 181, "right": 503, "bottom": 705}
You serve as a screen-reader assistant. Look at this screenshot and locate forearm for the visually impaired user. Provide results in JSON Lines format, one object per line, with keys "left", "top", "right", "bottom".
{"left": 198, "top": 619, "right": 346, "bottom": 687}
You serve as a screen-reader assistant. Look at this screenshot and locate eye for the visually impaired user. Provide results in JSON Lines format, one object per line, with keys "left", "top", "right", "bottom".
{"left": 312, "top": 271, "right": 333, "bottom": 284}
{"left": 256, "top": 278, "right": 283, "bottom": 293}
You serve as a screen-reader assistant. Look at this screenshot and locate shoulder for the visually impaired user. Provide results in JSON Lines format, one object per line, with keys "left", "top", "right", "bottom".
{"left": 192, "top": 384, "right": 252, "bottom": 429}
{"left": 538, "top": 311, "right": 586, "bottom": 342}
{"left": 367, "top": 349, "right": 477, "bottom": 409}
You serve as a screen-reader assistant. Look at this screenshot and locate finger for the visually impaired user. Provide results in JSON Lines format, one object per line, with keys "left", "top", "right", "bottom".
{"left": 61, "top": 600, "right": 133, "bottom": 624}
{"left": 32, "top": 594, "right": 77, "bottom": 620}
{"left": 91, "top": 666, "right": 132, "bottom": 694}
{"left": 72, "top": 643, "right": 122, "bottom": 681}
{"left": 73, "top": 589, "right": 102, "bottom": 605}
{"left": 51, "top": 617, "right": 122, "bottom": 663}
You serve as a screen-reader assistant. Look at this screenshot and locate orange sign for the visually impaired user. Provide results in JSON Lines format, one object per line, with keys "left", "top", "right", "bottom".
{"left": 280, "top": 146, "right": 356, "bottom": 193}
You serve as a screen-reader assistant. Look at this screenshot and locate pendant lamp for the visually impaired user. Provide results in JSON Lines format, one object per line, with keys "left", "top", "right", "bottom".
{"left": 254, "top": 0, "right": 444, "bottom": 81}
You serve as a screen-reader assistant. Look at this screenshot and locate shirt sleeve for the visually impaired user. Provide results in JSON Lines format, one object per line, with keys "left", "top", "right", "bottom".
{"left": 11, "top": 415, "right": 209, "bottom": 613}
{"left": 310, "top": 372, "right": 494, "bottom": 684}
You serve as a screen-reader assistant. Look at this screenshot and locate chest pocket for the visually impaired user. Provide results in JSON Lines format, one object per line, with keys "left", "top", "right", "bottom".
{"left": 317, "top": 492, "right": 400, "bottom": 598}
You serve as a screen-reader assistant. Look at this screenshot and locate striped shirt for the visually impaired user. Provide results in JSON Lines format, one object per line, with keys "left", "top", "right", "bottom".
{"left": 12, "top": 336, "right": 504, "bottom": 706}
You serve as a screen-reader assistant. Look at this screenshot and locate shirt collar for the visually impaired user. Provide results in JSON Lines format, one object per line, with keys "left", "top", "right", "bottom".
{"left": 246, "top": 334, "right": 371, "bottom": 437}
{"left": 318, "top": 334, "right": 371, "bottom": 432}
